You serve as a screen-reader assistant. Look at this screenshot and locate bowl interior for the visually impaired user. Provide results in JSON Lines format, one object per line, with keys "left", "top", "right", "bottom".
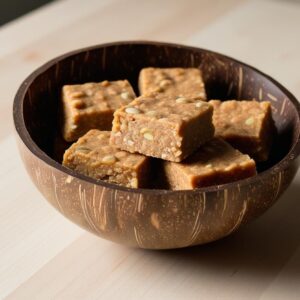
{"left": 19, "top": 42, "right": 300, "bottom": 181}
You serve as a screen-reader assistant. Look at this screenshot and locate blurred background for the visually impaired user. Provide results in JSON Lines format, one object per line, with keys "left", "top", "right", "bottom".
{"left": 0, "top": 0, "right": 54, "bottom": 26}
{"left": 1, "top": 0, "right": 299, "bottom": 27}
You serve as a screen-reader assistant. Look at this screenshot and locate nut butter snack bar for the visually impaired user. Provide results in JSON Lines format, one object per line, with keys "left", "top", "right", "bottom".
{"left": 62, "top": 80, "right": 136, "bottom": 142}
{"left": 210, "top": 100, "right": 274, "bottom": 161}
{"left": 63, "top": 130, "right": 150, "bottom": 188}
{"left": 163, "top": 138, "right": 256, "bottom": 190}
{"left": 110, "top": 95, "right": 214, "bottom": 162}
{"left": 138, "top": 67, "right": 207, "bottom": 100}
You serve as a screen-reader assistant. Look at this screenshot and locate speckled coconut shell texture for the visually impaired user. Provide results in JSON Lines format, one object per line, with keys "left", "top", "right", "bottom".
{"left": 13, "top": 41, "right": 300, "bottom": 249}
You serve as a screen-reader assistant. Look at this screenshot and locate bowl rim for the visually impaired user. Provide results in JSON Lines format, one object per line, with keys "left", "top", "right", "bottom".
{"left": 13, "top": 40, "right": 300, "bottom": 195}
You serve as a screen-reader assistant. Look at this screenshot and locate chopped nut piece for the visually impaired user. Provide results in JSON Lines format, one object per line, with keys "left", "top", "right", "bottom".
{"left": 61, "top": 80, "right": 136, "bottom": 142}
{"left": 210, "top": 100, "right": 275, "bottom": 161}
{"left": 63, "top": 130, "right": 150, "bottom": 188}
{"left": 111, "top": 94, "right": 214, "bottom": 162}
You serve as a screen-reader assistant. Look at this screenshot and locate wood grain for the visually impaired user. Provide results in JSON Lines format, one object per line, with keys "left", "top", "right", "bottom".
{"left": 1, "top": 0, "right": 300, "bottom": 299}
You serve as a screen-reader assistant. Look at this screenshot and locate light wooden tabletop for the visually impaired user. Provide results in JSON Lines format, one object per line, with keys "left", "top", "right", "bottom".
{"left": 1, "top": 0, "right": 300, "bottom": 299}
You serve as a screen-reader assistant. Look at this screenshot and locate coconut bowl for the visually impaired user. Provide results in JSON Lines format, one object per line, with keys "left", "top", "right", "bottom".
{"left": 13, "top": 41, "right": 300, "bottom": 249}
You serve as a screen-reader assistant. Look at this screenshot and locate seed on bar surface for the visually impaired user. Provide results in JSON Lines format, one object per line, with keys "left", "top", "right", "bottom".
{"left": 76, "top": 146, "right": 91, "bottom": 153}
{"left": 143, "top": 132, "right": 154, "bottom": 141}
{"left": 176, "top": 97, "right": 188, "bottom": 104}
{"left": 125, "top": 107, "right": 141, "bottom": 114}
{"left": 159, "top": 79, "right": 172, "bottom": 88}
{"left": 102, "top": 155, "right": 117, "bottom": 164}
{"left": 140, "top": 127, "right": 150, "bottom": 134}
{"left": 121, "top": 92, "right": 130, "bottom": 100}
{"left": 245, "top": 117, "right": 254, "bottom": 125}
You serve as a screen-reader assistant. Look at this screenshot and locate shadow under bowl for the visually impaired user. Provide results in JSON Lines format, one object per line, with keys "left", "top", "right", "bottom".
{"left": 13, "top": 41, "right": 300, "bottom": 249}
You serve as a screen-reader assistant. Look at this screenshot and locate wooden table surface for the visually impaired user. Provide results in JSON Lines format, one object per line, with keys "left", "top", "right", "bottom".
{"left": 1, "top": 0, "right": 300, "bottom": 299}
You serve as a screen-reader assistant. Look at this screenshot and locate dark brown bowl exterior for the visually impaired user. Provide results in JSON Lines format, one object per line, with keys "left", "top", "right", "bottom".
{"left": 14, "top": 41, "right": 300, "bottom": 249}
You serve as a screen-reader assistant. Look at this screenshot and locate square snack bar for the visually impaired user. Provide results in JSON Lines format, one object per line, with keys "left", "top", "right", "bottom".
{"left": 163, "top": 138, "right": 256, "bottom": 190}
{"left": 138, "top": 67, "right": 207, "bottom": 100}
{"left": 210, "top": 100, "right": 274, "bottom": 161}
{"left": 62, "top": 80, "right": 136, "bottom": 142}
{"left": 63, "top": 130, "right": 150, "bottom": 188}
{"left": 110, "top": 95, "right": 214, "bottom": 162}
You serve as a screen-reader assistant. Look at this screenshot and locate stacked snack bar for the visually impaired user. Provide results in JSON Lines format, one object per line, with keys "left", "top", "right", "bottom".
{"left": 61, "top": 68, "right": 275, "bottom": 190}
{"left": 62, "top": 80, "right": 136, "bottom": 141}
